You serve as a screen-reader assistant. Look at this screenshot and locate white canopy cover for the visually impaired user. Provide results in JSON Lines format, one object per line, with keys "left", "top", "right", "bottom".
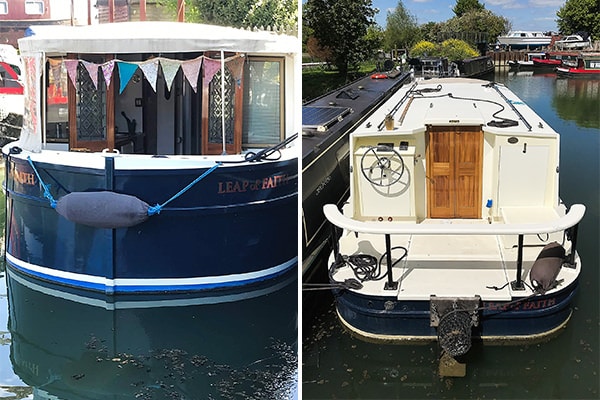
{"left": 18, "top": 21, "right": 297, "bottom": 55}
{"left": 14, "top": 22, "right": 298, "bottom": 153}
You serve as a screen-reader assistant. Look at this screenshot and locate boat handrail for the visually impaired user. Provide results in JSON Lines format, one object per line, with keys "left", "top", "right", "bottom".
{"left": 322, "top": 204, "right": 586, "bottom": 236}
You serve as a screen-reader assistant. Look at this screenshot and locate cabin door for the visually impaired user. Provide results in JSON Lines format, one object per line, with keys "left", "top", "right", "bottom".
{"left": 426, "top": 125, "right": 483, "bottom": 219}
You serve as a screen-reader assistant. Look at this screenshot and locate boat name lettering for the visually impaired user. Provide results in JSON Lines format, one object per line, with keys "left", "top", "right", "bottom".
{"left": 218, "top": 174, "right": 290, "bottom": 194}
{"left": 486, "top": 298, "right": 556, "bottom": 311}
{"left": 11, "top": 164, "right": 36, "bottom": 185}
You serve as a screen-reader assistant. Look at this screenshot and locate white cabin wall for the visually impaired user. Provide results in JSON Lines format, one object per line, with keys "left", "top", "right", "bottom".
{"left": 481, "top": 132, "right": 497, "bottom": 220}
{"left": 493, "top": 134, "right": 559, "bottom": 209}
{"left": 285, "top": 52, "right": 300, "bottom": 139}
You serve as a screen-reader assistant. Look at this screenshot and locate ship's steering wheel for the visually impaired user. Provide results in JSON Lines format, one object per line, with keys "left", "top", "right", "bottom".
{"left": 360, "top": 145, "right": 405, "bottom": 187}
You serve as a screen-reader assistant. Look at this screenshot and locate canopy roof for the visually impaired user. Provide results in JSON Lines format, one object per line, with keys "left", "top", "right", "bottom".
{"left": 18, "top": 21, "right": 297, "bottom": 56}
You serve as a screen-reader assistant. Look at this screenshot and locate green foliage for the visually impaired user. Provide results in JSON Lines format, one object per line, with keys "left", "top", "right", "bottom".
{"left": 409, "top": 39, "right": 478, "bottom": 61}
{"left": 157, "top": 0, "right": 298, "bottom": 28}
{"left": 304, "top": 0, "right": 377, "bottom": 77}
{"left": 383, "top": 1, "right": 422, "bottom": 51}
{"left": 452, "top": 0, "right": 484, "bottom": 17}
{"left": 441, "top": 9, "right": 511, "bottom": 44}
{"left": 556, "top": 0, "right": 600, "bottom": 39}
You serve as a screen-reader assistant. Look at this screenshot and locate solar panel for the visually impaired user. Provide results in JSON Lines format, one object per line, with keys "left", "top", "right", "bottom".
{"left": 302, "top": 106, "right": 352, "bottom": 132}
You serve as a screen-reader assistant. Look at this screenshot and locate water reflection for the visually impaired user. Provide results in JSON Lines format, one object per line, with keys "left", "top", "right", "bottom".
{"left": 6, "top": 268, "right": 297, "bottom": 400}
{"left": 553, "top": 78, "right": 600, "bottom": 129}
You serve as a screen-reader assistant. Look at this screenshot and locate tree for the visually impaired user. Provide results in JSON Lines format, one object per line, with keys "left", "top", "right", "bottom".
{"left": 158, "top": 0, "right": 298, "bottom": 29}
{"left": 452, "top": 0, "right": 484, "bottom": 17}
{"left": 442, "top": 9, "right": 510, "bottom": 45}
{"left": 556, "top": 0, "right": 600, "bottom": 39}
{"left": 383, "top": 1, "right": 421, "bottom": 51}
{"left": 304, "top": 0, "right": 377, "bottom": 77}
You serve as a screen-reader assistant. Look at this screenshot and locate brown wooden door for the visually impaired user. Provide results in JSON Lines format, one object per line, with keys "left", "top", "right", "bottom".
{"left": 427, "top": 126, "right": 483, "bottom": 219}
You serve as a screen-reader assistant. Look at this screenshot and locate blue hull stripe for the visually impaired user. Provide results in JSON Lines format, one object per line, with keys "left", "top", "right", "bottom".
{"left": 5, "top": 253, "right": 297, "bottom": 293}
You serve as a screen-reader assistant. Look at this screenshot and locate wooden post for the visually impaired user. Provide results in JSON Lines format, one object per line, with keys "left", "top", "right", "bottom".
{"left": 108, "top": 0, "right": 114, "bottom": 23}
{"left": 140, "top": 0, "right": 146, "bottom": 21}
{"left": 177, "top": 0, "right": 185, "bottom": 22}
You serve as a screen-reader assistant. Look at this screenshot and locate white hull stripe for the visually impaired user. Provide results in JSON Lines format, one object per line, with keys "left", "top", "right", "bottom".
{"left": 6, "top": 252, "right": 297, "bottom": 292}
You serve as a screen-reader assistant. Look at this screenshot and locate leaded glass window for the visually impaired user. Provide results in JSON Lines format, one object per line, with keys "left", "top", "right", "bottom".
{"left": 208, "top": 69, "right": 235, "bottom": 145}
{"left": 76, "top": 63, "right": 106, "bottom": 141}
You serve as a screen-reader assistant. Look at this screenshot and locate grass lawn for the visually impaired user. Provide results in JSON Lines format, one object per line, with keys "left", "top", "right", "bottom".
{"left": 302, "top": 62, "right": 376, "bottom": 102}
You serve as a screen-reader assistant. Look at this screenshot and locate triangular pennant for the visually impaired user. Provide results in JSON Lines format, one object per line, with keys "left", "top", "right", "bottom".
{"left": 101, "top": 60, "right": 115, "bottom": 88}
{"left": 181, "top": 56, "right": 203, "bottom": 93}
{"left": 117, "top": 61, "right": 139, "bottom": 94}
{"left": 48, "top": 58, "right": 63, "bottom": 90}
{"left": 203, "top": 57, "right": 222, "bottom": 83}
{"left": 159, "top": 58, "right": 181, "bottom": 92}
{"left": 81, "top": 60, "right": 99, "bottom": 89}
{"left": 138, "top": 58, "right": 159, "bottom": 92}
{"left": 226, "top": 55, "right": 245, "bottom": 89}
{"left": 64, "top": 59, "right": 79, "bottom": 88}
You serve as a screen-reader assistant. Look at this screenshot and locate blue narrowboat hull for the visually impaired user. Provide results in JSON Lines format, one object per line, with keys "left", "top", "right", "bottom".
{"left": 4, "top": 154, "right": 297, "bottom": 294}
{"left": 335, "top": 281, "right": 578, "bottom": 342}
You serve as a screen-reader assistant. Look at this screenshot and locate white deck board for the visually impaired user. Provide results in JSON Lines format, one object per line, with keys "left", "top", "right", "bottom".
{"left": 331, "top": 222, "right": 577, "bottom": 302}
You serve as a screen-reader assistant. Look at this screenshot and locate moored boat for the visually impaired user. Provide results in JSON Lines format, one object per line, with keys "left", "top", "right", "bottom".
{"left": 555, "top": 33, "right": 592, "bottom": 50}
{"left": 0, "top": 46, "right": 24, "bottom": 145}
{"left": 507, "top": 52, "right": 546, "bottom": 69}
{"left": 556, "top": 53, "right": 600, "bottom": 78}
{"left": 321, "top": 77, "right": 585, "bottom": 355}
{"left": 2, "top": 21, "right": 299, "bottom": 294}
{"left": 532, "top": 51, "right": 579, "bottom": 68}
{"left": 497, "top": 31, "right": 552, "bottom": 50}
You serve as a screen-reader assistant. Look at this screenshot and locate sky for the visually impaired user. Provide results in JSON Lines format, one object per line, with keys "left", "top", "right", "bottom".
{"left": 370, "top": 0, "right": 566, "bottom": 33}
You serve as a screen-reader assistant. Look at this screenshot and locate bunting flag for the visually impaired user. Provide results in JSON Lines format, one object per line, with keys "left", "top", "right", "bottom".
{"left": 226, "top": 55, "right": 245, "bottom": 89}
{"left": 61, "top": 54, "right": 228, "bottom": 93}
{"left": 101, "top": 60, "right": 115, "bottom": 88}
{"left": 64, "top": 59, "right": 79, "bottom": 88}
{"left": 138, "top": 58, "right": 159, "bottom": 92}
{"left": 203, "top": 57, "right": 222, "bottom": 83}
{"left": 181, "top": 56, "right": 203, "bottom": 93}
{"left": 81, "top": 60, "right": 99, "bottom": 89}
{"left": 159, "top": 58, "right": 181, "bottom": 92}
{"left": 117, "top": 61, "right": 139, "bottom": 94}
{"left": 48, "top": 58, "right": 63, "bottom": 90}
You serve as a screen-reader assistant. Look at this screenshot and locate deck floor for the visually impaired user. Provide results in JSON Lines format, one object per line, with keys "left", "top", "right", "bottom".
{"left": 332, "top": 216, "right": 577, "bottom": 301}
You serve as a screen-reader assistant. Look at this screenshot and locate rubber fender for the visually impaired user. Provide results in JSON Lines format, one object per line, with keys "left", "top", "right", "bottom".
{"left": 529, "top": 241, "right": 565, "bottom": 294}
{"left": 56, "top": 191, "right": 150, "bottom": 229}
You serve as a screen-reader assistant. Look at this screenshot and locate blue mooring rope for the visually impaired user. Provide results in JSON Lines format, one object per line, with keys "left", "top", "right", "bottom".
{"left": 27, "top": 156, "right": 57, "bottom": 209}
{"left": 27, "top": 156, "right": 221, "bottom": 216}
{"left": 147, "top": 162, "right": 222, "bottom": 216}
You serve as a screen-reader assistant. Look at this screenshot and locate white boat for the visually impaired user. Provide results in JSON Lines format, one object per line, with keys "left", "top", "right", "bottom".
{"left": 2, "top": 21, "right": 299, "bottom": 294}
{"left": 322, "top": 77, "right": 585, "bottom": 356}
{"left": 497, "top": 31, "right": 552, "bottom": 49}
{"left": 555, "top": 34, "right": 592, "bottom": 50}
{"left": 507, "top": 52, "right": 546, "bottom": 68}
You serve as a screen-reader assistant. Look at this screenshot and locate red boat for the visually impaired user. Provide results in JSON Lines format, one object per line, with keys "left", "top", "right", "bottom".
{"left": 556, "top": 53, "right": 600, "bottom": 78}
{"left": 532, "top": 52, "right": 578, "bottom": 68}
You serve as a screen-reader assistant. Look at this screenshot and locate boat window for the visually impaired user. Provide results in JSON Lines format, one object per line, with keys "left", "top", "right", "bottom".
{"left": 243, "top": 57, "right": 284, "bottom": 147}
{"left": 45, "top": 59, "right": 69, "bottom": 142}
{"left": 25, "top": 1, "right": 44, "bottom": 15}
{"left": 76, "top": 61, "right": 107, "bottom": 142}
{"left": 0, "top": 1, "right": 7, "bottom": 14}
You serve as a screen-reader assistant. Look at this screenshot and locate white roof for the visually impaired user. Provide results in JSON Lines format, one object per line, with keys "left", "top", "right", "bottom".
{"left": 18, "top": 21, "right": 298, "bottom": 55}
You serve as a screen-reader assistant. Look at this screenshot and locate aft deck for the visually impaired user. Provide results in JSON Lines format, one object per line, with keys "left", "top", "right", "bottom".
{"left": 327, "top": 204, "right": 584, "bottom": 302}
